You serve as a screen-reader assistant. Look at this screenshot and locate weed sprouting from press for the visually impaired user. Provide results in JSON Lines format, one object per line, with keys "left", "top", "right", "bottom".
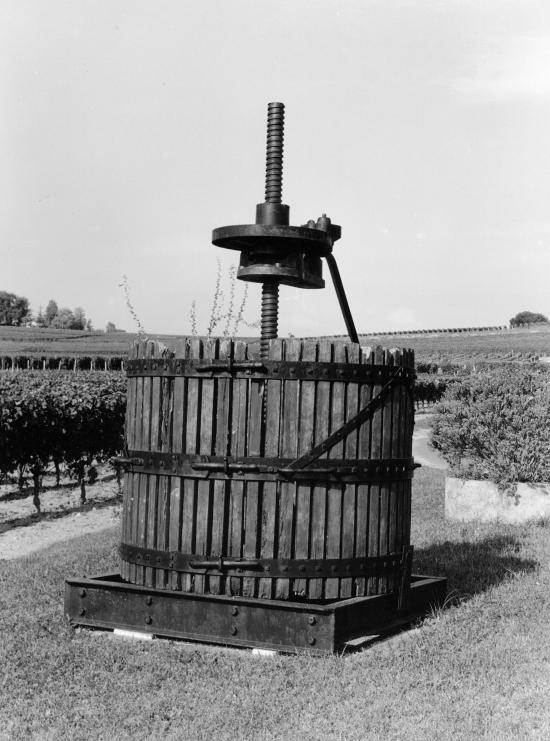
{"left": 193, "top": 259, "right": 259, "bottom": 338}
{"left": 189, "top": 300, "right": 198, "bottom": 336}
{"left": 119, "top": 275, "right": 148, "bottom": 339}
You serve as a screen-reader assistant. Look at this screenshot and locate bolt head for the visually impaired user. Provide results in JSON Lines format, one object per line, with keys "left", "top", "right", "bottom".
{"left": 145, "top": 616, "right": 152, "bottom": 625}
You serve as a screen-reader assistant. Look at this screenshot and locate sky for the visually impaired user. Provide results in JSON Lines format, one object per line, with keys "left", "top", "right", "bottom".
{"left": 2, "top": 0, "right": 550, "bottom": 336}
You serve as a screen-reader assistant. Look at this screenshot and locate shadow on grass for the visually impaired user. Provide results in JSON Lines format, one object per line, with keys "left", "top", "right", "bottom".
{"left": 0, "top": 494, "right": 122, "bottom": 535}
{"left": 414, "top": 535, "right": 538, "bottom": 602}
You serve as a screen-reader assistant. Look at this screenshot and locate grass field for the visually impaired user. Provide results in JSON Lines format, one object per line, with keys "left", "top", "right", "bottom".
{"left": 1, "top": 324, "right": 550, "bottom": 365}
{"left": 1, "top": 467, "right": 549, "bottom": 740}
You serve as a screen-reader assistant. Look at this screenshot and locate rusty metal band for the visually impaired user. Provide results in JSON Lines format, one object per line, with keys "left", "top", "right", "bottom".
{"left": 116, "top": 452, "right": 416, "bottom": 483}
{"left": 119, "top": 543, "right": 413, "bottom": 580}
{"left": 125, "top": 358, "right": 415, "bottom": 383}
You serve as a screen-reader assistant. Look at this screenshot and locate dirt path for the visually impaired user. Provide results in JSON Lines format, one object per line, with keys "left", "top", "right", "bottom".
{"left": 0, "top": 476, "right": 122, "bottom": 560}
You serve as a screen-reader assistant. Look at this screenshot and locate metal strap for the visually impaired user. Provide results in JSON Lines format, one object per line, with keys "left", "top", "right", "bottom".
{"left": 126, "top": 358, "right": 415, "bottom": 384}
{"left": 287, "top": 367, "right": 405, "bottom": 471}
{"left": 120, "top": 542, "right": 413, "bottom": 581}
{"left": 114, "top": 452, "right": 416, "bottom": 483}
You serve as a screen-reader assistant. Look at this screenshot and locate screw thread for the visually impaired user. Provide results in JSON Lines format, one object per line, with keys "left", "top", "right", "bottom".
{"left": 260, "top": 283, "right": 279, "bottom": 359}
{"left": 264, "top": 102, "right": 285, "bottom": 204}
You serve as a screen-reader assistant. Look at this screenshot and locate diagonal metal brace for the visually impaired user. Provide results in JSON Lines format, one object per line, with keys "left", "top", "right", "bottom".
{"left": 286, "top": 366, "right": 405, "bottom": 471}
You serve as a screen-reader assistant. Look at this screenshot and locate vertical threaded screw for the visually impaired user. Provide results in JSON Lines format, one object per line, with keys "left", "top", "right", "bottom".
{"left": 259, "top": 102, "right": 285, "bottom": 358}
{"left": 264, "top": 102, "right": 285, "bottom": 204}
{"left": 260, "top": 282, "right": 279, "bottom": 359}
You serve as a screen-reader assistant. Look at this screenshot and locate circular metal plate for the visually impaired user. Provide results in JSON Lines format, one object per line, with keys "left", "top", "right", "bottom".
{"left": 212, "top": 224, "right": 333, "bottom": 255}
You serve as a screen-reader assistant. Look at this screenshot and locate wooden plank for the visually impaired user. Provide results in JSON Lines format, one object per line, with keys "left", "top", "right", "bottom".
{"left": 210, "top": 339, "right": 232, "bottom": 595}
{"left": 325, "top": 341, "right": 346, "bottom": 600}
{"left": 155, "top": 347, "right": 174, "bottom": 590}
{"left": 239, "top": 341, "right": 262, "bottom": 597}
{"left": 341, "top": 341, "right": 360, "bottom": 599}
{"left": 369, "top": 345, "right": 386, "bottom": 595}
{"left": 293, "top": 340, "right": 317, "bottom": 598}
{"left": 354, "top": 345, "right": 372, "bottom": 597}
{"left": 144, "top": 342, "right": 159, "bottom": 589}
{"left": 228, "top": 340, "right": 247, "bottom": 596}
{"left": 309, "top": 340, "right": 331, "bottom": 600}
{"left": 168, "top": 339, "right": 187, "bottom": 591}
{"left": 256, "top": 338, "right": 284, "bottom": 600}
{"left": 194, "top": 338, "right": 217, "bottom": 594}
{"left": 378, "top": 348, "right": 397, "bottom": 594}
{"left": 122, "top": 342, "right": 138, "bottom": 583}
{"left": 403, "top": 349, "right": 414, "bottom": 547}
{"left": 275, "top": 338, "right": 301, "bottom": 600}
{"left": 129, "top": 341, "right": 146, "bottom": 585}
{"left": 388, "top": 349, "right": 402, "bottom": 565}
{"left": 182, "top": 337, "right": 200, "bottom": 593}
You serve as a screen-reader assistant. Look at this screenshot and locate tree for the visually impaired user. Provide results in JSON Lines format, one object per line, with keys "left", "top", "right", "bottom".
{"left": 510, "top": 311, "right": 549, "bottom": 328}
{"left": 51, "top": 307, "right": 75, "bottom": 329}
{"left": 105, "top": 321, "right": 117, "bottom": 333}
{"left": 71, "top": 307, "right": 86, "bottom": 330}
{"left": 44, "top": 300, "right": 59, "bottom": 327}
{"left": 0, "top": 291, "right": 31, "bottom": 326}
{"left": 36, "top": 307, "right": 46, "bottom": 327}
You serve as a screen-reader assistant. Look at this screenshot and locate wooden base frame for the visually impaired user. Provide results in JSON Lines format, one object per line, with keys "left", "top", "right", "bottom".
{"left": 65, "top": 573, "right": 447, "bottom": 655}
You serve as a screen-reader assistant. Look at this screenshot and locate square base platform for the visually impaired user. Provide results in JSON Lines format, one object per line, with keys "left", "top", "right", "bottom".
{"left": 65, "top": 573, "right": 447, "bottom": 655}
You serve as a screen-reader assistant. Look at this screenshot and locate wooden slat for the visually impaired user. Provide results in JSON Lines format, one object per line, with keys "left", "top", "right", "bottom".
{"left": 342, "top": 341, "right": 360, "bottom": 599}
{"left": 195, "top": 338, "right": 216, "bottom": 594}
{"left": 129, "top": 341, "right": 146, "bottom": 585}
{"left": 138, "top": 341, "right": 156, "bottom": 587}
{"left": 369, "top": 345, "right": 386, "bottom": 595}
{"left": 309, "top": 340, "right": 331, "bottom": 600}
{"left": 325, "top": 341, "right": 346, "bottom": 600}
{"left": 121, "top": 341, "right": 138, "bottom": 583}
{"left": 388, "top": 349, "right": 402, "bottom": 585}
{"left": 257, "top": 338, "right": 284, "bottom": 599}
{"left": 144, "top": 342, "right": 161, "bottom": 589}
{"left": 168, "top": 339, "right": 187, "bottom": 591}
{"left": 228, "top": 341, "right": 247, "bottom": 596}
{"left": 378, "top": 348, "right": 396, "bottom": 593}
{"left": 155, "top": 346, "right": 174, "bottom": 590}
{"left": 293, "top": 340, "right": 317, "bottom": 598}
{"left": 182, "top": 337, "right": 200, "bottom": 593}
{"left": 275, "top": 338, "right": 301, "bottom": 600}
{"left": 210, "top": 339, "right": 232, "bottom": 595}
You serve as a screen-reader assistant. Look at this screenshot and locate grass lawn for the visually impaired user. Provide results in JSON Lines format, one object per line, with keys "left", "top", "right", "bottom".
{"left": 1, "top": 467, "right": 549, "bottom": 740}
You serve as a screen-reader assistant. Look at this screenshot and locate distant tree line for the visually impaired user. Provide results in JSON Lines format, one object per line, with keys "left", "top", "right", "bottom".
{"left": 36, "top": 300, "right": 92, "bottom": 331}
{"left": 0, "top": 291, "right": 93, "bottom": 330}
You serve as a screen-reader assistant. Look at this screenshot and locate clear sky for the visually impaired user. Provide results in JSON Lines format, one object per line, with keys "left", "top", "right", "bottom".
{"left": 3, "top": 0, "right": 549, "bottom": 336}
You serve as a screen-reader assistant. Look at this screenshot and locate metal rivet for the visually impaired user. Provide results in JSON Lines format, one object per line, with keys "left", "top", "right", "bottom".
{"left": 308, "top": 637, "right": 316, "bottom": 646}
{"left": 231, "top": 607, "right": 239, "bottom": 616}
{"left": 79, "top": 608, "right": 86, "bottom": 617}
{"left": 146, "top": 596, "right": 153, "bottom": 606}
{"left": 145, "top": 616, "right": 152, "bottom": 625}
{"left": 230, "top": 625, "right": 238, "bottom": 636}
{"left": 308, "top": 616, "right": 316, "bottom": 626}
{"left": 79, "top": 589, "right": 86, "bottom": 598}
